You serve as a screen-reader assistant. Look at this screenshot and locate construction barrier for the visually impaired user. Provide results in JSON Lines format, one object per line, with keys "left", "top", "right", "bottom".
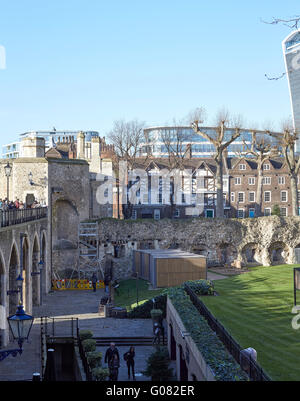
{"left": 52, "top": 279, "right": 105, "bottom": 291}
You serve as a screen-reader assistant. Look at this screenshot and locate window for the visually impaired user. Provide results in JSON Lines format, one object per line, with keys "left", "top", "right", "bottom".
{"left": 154, "top": 209, "right": 160, "bottom": 220}
{"left": 238, "top": 192, "right": 244, "bottom": 203}
{"left": 239, "top": 164, "right": 246, "bottom": 170}
{"left": 280, "top": 191, "right": 288, "bottom": 202}
{"left": 264, "top": 191, "right": 271, "bottom": 202}
{"left": 248, "top": 177, "right": 255, "bottom": 185}
{"left": 231, "top": 192, "right": 235, "bottom": 203}
{"left": 263, "top": 163, "right": 270, "bottom": 170}
{"left": 237, "top": 209, "right": 244, "bottom": 218}
{"left": 174, "top": 209, "right": 180, "bottom": 218}
{"left": 278, "top": 176, "right": 285, "bottom": 185}
{"left": 234, "top": 177, "right": 241, "bottom": 185}
{"left": 280, "top": 207, "right": 287, "bottom": 217}
{"left": 262, "top": 177, "right": 271, "bottom": 185}
{"left": 264, "top": 208, "right": 271, "bottom": 216}
{"left": 249, "top": 192, "right": 255, "bottom": 202}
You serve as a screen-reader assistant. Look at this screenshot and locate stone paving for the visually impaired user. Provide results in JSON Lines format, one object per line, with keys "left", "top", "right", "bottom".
{"left": 0, "top": 273, "right": 226, "bottom": 381}
{"left": 0, "top": 288, "right": 165, "bottom": 381}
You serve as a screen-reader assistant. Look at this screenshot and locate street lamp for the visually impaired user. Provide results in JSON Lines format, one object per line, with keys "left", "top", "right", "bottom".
{"left": 28, "top": 172, "right": 33, "bottom": 186}
{"left": 7, "top": 274, "right": 23, "bottom": 296}
{"left": 0, "top": 304, "right": 34, "bottom": 362}
{"left": 4, "top": 162, "right": 12, "bottom": 200}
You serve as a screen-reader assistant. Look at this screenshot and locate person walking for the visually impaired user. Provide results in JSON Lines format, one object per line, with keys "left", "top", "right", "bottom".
{"left": 105, "top": 343, "right": 120, "bottom": 367}
{"left": 91, "top": 273, "right": 97, "bottom": 292}
{"left": 153, "top": 323, "right": 161, "bottom": 345}
{"left": 108, "top": 353, "right": 120, "bottom": 381}
{"left": 124, "top": 346, "right": 136, "bottom": 380}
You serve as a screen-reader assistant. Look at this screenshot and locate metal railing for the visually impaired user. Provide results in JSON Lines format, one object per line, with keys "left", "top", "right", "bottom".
{"left": 77, "top": 335, "right": 93, "bottom": 381}
{"left": 184, "top": 284, "right": 272, "bottom": 381}
{"left": 0, "top": 207, "right": 48, "bottom": 228}
{"left": 40, "top": 316, "right": 79, "bottom": 379}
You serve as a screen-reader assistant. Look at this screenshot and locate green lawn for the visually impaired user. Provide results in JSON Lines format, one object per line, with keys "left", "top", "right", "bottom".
{"left": 114, "top": 278, "right": 164, "bottom": 311}
{"left": 202, "top": 264, "right": 300, "bottom": 381}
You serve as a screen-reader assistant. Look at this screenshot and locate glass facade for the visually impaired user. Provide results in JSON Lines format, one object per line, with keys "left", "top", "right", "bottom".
{"left": 2, "top": 130, "right": 99, "bottom": 158}
{"left": 141, "top": 126, "right": 280, "bottom": 158}
{"left": 283, "top": 30, "right": 300, "bottom": 151}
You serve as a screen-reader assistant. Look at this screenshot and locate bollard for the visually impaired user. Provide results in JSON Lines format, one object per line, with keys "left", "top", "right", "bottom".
{"left": 32, "top": 372, "right": 41, "bottom": 381}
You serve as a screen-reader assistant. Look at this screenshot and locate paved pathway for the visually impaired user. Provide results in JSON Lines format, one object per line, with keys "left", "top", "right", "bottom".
{"left": 0, "top": 289, "right": 164, "bottom": 381}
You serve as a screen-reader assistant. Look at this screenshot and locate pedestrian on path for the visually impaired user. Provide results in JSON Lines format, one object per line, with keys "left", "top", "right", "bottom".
{"left": 91, "top": 273, "right": 97, "bottom": 292}
{"left": 124, "top": 346, "right": 136, "bottom": 380}
{"left": 153, "top": 323, "right": 161, "bottom": 345}
{"left": 108, "top": 353, "right": 120, "bottom": 381}
{"left": 105, "top": 342, "right": 120, "bottom": 366}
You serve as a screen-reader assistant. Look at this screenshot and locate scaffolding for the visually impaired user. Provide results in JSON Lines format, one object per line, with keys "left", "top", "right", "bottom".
{"left": 77, "top": 221, "right": 104, "bottom": 280}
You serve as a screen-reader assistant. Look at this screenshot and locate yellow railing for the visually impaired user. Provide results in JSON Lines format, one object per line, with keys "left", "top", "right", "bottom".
{"left": 52, "top": 279, "right": 105, "bottom": 290}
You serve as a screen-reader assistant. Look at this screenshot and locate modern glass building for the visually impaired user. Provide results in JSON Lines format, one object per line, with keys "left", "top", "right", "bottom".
{"left": 2, "top": 130, "right": 99, "bottom": 159}
{"left": 140, "top": 126, "right": 281, "bottom": 158}
{"left": 283, "top": 30, "right": 300, "bottom": 152}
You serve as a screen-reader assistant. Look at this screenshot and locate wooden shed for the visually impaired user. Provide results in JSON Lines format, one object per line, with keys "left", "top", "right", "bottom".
{"left": 133, "top": 249, "right": 207, "bottom": 288}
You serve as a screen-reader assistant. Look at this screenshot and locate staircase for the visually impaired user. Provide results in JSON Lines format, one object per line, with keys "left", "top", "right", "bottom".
{"left": 94, "top": 336, "right": 167, "bottom": 347}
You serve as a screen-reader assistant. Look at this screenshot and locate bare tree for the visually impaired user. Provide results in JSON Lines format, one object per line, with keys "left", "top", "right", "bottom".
{"left": 237, "top": 131, "right": 279, "bottom": 217}
{"left": 274, "top": 119, "right": 300, "bottom": 216}
{"left": 263, "top": 14, "right": 300, "bottom": 80}
{"left": 107, "top": 119, "right": 145, "bottom": 168}
{"left": 107, "top": 119, "right": 146, "bottom": 219}
{"left": 262, "top": 15, "right": 300, "bottom": 30}
{"left": 191, "top": 109, "right": 241, "bottom": 218}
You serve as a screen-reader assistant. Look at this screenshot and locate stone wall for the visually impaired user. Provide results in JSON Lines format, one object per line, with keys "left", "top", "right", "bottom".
{"left": 95, "top": 216, "right": 300, "bottom": 280}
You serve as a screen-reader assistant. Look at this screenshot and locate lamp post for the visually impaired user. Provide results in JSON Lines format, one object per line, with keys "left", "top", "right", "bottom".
{"left": 28, "top": 172, "right": 33, "bottom": 186}
{"left": 0, "top": 303, "right": 34, "bottom": 362}
{"left": 4, "top": 162, "right": 12, "bottom": 200}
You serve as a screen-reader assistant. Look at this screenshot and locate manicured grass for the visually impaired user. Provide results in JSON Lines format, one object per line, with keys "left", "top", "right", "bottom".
{"left": 201, "top": 264, "right": 300, "bottom": 381}
{"left": 114, "top": 279, "right": 165, "bottom": 311}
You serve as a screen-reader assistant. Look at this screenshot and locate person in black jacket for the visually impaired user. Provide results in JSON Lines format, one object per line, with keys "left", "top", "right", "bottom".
{"left": 124, "top": 346, "right": 135, "bottom": 380}
{"left": 105, "top": 343, "right": 120, "bottom": 366}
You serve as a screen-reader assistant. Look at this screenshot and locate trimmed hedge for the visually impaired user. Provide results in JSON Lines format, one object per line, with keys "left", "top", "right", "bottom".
{"left": 184, "top": 279, "right": 214, "bottom": 295}
{"left": 127, "top": 280, "right": 214, "bottom": 318}
{"left": 127, "top": 294, "right": 167, "bottom": 319}
{"left": 167, "top": 286, "right": 248, "bottom": 381}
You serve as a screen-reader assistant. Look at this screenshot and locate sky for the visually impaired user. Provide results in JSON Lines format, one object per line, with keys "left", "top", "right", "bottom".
{"left": 0, "top": 1, "right": 299, "bottom": 150}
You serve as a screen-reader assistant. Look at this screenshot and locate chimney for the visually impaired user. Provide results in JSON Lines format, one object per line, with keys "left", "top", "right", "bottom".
{"left": 184, "top": 144, "right": 192, "bottom": 159}
{"left": 77, "top": 131, "right": 85, "bottom": 159}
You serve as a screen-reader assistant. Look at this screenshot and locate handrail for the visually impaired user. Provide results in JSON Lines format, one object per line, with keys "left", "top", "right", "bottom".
{"left": 0, "top": 207, "right": 48, "bottom": 228}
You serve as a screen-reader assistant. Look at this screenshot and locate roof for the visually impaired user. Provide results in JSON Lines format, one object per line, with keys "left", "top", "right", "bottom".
{"left": 135, "top": 249, "right": 206, "bottom": 258}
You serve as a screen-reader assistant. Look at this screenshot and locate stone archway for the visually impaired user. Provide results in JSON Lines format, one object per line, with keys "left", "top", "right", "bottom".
{"left": 22, "top": 236, "right": 30, "bottom": 311}
{"left": 192, "top": 244, "right": 208, "bottom": 257}
{"left": 32, "top": 235, "right": 40, "bottom": 306}
{"left": 52, "top": 199, "right": 79, "bottom": 278}
{"left": 0, "top": 253, "right": 5, "bottom": 348}
{"left": 217, "top": 243, "right": 238, "bottom": 266}
{"left": 241, "top": 243, "right": 261, "bottom": 265}
{"left": 268, "top": 241, "right": 289, "bottom": 265}
{"left": 41, "top": 231, "right": 47, "bottom": 299}
{"left": 8, "top": 244, "right": 19, "bottom": 316}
